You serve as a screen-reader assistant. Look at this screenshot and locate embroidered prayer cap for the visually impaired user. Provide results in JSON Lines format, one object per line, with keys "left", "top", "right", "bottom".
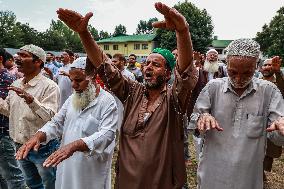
{"left": 225, "top": 38, "right": 260, "bottom": 59}
{"left": 20, "top": 44, "right": 46, "bottom": 62}
{"left": 70, "top": 57, "right": 87, "bottom": 70}
{"left": 152, "top": 48, "right": 176, "bottom": 71}
{"left": 206, "top": 48, "right": 218, "bottom": 55}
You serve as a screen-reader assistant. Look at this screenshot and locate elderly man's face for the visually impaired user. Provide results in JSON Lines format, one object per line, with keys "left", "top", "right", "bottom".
{"left": 15, "top": 50, "right": 41, "bottom": 75}
{"left": 172, "top": 49, "right": 178, "bottom": 61}
{"left": 227, "top": 56, "right": 257, "bottom": 88}
{"left": 261, "top": 60, "right": 274, "bottom": 77}
{"left": 69, "top": 69, "right": 89, "bottom": 93}
{"left": 206, "top": 52, "right": 218, "bottom": 62}
{"left": 143, "top": 53, "right": 170, "bottom": 89}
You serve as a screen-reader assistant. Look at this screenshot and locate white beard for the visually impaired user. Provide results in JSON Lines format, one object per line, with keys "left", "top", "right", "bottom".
{"left": 203, "top": 60, "right": 219, "bottom": 73}
{"left": 72, "top": 83, "right": 97, "bottom": 110}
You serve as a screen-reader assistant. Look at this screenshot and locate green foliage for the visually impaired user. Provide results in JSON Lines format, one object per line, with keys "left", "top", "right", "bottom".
{"left": 99, "top": 30, "right": 110, "bottom": 39}
{"left": 113, "top": 24, "right": 127, "bottom": 37}
{"left": 155, "top": 0, "right": 214, "bottom": 53}
{"left": 255, "top": 7, "right": 284, "bottom": 60}
{"left": 136, "top": 17, "right": 158, "bottom": 34}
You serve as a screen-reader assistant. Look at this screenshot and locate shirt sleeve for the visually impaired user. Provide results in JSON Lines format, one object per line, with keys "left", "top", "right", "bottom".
{"left": 28, "top": 84, "right": 60, "bottom": 122}
{"left": 81, "top": 96, "right": 118, "bottom": 157}
{"left": 94, "top": 56, "right": 136, "bottom": 102}
{"left": 38, "top": 97, "right": 70, "bottom": 144}
{"left": 267, "top": 87, "right": 284, "bottom": 145}
{"left": 172, "top": 63, "right": 198, "bottom": 114}
{"left": 189, "top": 82, "right": 211, "bottom": 130}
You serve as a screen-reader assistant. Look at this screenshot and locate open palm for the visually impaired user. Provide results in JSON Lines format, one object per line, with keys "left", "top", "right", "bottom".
{"left": 56, "top": 8, "right": 93, "bottom": 33}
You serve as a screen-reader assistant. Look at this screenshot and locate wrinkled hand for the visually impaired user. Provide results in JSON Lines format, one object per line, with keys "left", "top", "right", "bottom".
{"left": 267, "top": 117, "right": 284, "bottom": 135}
{"left": 152, "top": 2, "right": 189, "bottom": 32}
{"left": 56, "top": 8, "right": 93, "bottom": 33}
{"left": 15, "top": 132, "right": 46, "bottom": 160}
{"left": 197, "top": 113, "right": 223, "bottom": 133}
{"left": 43, "top": 139, "right": 88, "bottom": 167}
{"left": 271, "top": 56, "right": 282, "bottom": 73}
{"left": 8, "top": 86, "right": 34, "bottom": 104}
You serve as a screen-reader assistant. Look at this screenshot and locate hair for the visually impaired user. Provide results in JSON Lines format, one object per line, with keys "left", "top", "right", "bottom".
{"left": 47, "top": 52, "right": 54, "bottom": 56}
{"left": 0, "top": 48, "right": 8, "bottom": 63}
{"left": 129, "top": 53, "right": 137, "bottom": 59}
{"left": 106, "top": 53, "right": 112, "bottom": 59}
{"left": 113, "top": 53, "right": 126, "bottom": 63}
{"left": 64, "top": 49, "right": 74, "bottom": 57}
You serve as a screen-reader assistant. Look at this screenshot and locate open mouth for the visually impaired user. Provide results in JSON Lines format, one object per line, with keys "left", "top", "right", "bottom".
{"left": 145, "top": 72, "right": 153, "bottom": 80}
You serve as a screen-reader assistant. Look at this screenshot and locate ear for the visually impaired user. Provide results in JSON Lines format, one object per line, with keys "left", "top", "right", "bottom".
{"left": 166, "top": 68, "right": 172, "bottom": 81}
{"left": 0, "top": 56, "right": 3, "bottom": 63}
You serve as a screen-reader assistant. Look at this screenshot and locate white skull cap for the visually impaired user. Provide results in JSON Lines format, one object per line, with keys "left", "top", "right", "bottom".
{"left": 206, "top": 48, "right": 218, "bottom": 55}
{"left": 226, "top": 38, "right": 260, "bottom": 58}
{"left": 20, "top": 44, "right": 46, "bottom": 62}
{"left": 70, "top": 57, "right": 87, "bottom": 70}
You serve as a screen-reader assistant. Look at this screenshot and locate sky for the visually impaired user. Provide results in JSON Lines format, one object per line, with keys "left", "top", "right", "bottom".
{"left": 1, "top": 0, "right": 283, "bottom": 40}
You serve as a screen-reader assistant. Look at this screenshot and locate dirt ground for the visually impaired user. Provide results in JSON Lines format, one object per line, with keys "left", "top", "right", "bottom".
{"left": 111, "top": 138, "right": 284, "bottom": 189}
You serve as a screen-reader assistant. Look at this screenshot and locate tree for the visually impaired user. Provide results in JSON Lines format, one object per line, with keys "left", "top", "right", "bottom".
{"left": 0, "top": 10, "right": 23, "bottom": 48}
{"left": 155, "top": 0, "right": 214, "bottom": 53}
{"left": 99, "top": 30, "right": 110, "bottom": 39}
{"left": 113, "top": 24, "right": 127, "bottom": 37}
{"left": 255, "top": 7, "right": 284, "bottom": 60}
{"left": 136, "top": 17, "right": 158, "bottom": 34}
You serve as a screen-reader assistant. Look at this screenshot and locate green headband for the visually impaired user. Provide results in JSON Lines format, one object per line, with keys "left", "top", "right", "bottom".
{"left": 152, "top": 48, "right": 176, "bottom": 71}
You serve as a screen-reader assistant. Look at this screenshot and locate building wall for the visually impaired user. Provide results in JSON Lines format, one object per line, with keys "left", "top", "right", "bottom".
{"left": 98, "top": 41, "right": 154, "bottom": 60}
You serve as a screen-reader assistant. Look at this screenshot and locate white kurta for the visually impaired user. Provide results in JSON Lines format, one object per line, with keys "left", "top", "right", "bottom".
{"left": 54, "top": 64, "right": 73, "bottom": 108}
{"left": 39, "top": 88, "right": 118, "bottom": 189}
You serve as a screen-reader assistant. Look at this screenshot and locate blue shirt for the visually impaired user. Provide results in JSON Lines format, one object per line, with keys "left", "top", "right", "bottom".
{"left": 44, "top": 62, "right": 59, "bottom": 76}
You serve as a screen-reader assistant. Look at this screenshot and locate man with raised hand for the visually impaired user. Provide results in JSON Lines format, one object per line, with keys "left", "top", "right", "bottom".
{"left": 57, "top": 2, "right": 198, "bottom": 188}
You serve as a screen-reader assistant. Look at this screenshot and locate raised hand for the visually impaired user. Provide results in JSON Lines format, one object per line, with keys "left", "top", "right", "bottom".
{"left": 8, "top": 86, "right": 34, "bottom": 104}
{"left": 56, "top": 8, "right": 93, "bottom": 33}
{"left": 271, "top": 56, "right": 282, "bottom": 73}
{"left": 197, "top": 113, "right": 223, "bottom": 133}
{"left": 152, "top": 2, "right": 188, "bottom": 32}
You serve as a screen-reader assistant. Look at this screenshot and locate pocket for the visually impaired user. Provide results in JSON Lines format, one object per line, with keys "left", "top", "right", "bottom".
{"left": 82, "top": 115, "right": 100, "bottom": 135}
{"left": 246, "top": 114, "right": 265, "bottom": 139}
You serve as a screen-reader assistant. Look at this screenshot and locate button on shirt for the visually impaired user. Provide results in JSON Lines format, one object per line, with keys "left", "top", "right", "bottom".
{"left": 0, "top": 73, "right": 60, "bottom": 144}
{"left": 190, "top": 77, "right": 284, "bottom": 189}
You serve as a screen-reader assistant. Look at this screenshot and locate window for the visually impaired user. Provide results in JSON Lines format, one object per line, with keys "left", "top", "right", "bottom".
{"left": 104, "top": 45, "right": 109, "bottom": 50}
{"left": 142, "top": 44, "right": 148, "bottom": 50}
{"left": 134, "top": 44, "right": 140, "bottom": 50}
{"left": 113, "top": 45, "right": 118, "bottom": 50}
{"left": 124, "top": 44, "right": 128, "bottom": 47}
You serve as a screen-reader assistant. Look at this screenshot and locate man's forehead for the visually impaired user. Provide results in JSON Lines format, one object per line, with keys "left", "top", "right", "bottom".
{"left": 17, "top": 50, "right": 32, "bottom": 56}
{"left": 147, "top": 53, "right": 166, "bottom": 62}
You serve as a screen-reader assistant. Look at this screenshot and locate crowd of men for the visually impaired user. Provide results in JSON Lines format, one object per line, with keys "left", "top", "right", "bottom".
{"left": 0, "top": 2, "right": 284, "bottom": 189}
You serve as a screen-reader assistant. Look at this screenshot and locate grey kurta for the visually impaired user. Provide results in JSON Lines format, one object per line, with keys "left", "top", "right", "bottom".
{"left": 39, "top": 88, "right": 118, "bottom": 189}
{"left": 190, "top": 77, "right": 284, "bottom": 189}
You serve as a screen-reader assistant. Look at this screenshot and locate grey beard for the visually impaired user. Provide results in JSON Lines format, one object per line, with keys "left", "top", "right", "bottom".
{"left": 228, "top": 76, "right": 253, "bottom": 89}
{"left": 72, "top": 83, "right": 97, "bottom": 110}
{"left": 144, "top": 75, "right": 166, "bottom": 89}
{"left": 203, "top": 61, "right": 219, "bottom": 73}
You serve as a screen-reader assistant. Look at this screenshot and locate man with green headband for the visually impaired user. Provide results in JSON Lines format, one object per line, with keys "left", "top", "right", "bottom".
{"left": 56, "top": 2, "right": 198, "bottom": 189}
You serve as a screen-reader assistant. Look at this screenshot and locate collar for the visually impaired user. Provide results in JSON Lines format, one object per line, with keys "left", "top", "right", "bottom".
{"left": 260, "top": 75, "right": 276, "bottom": 83}
{"left": 21, "top": 73, "right": 43, "bottom": 87}
{"left": 223, "top": 77, "right": 257, "bottom": 94}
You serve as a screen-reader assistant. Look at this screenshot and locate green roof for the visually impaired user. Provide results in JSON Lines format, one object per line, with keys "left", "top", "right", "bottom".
{"left": 212, "top": 40, "right": 233, "bottom": 48}
{"left": 97, "top": 34, "right": 156, "bottom": 43}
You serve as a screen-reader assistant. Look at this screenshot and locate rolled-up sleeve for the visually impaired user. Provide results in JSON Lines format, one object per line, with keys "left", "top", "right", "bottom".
{"left": 172, "top": 63, "right": 198, "bottom": 113}
{"left": 189, "top": 83, "right": 211, "bottom": 130}
{"left": 28, "top": 85, "right": 60, "bottom": 122}
{"left": 81, "top": 97, "right": 118, "bottom": 156}
{"left": 267, "top": 87, "right": 284, "bottom": 145}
